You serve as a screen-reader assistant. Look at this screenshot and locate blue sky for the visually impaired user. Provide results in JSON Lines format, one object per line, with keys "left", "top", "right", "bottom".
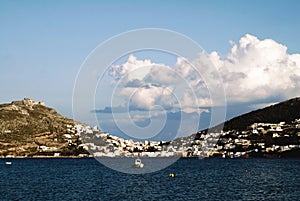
{"left": 1, "top": 1, "right": 300, "bottom": 140}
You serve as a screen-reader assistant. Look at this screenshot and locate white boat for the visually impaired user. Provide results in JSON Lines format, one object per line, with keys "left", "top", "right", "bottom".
{"left": 5, "top": 161, "right": 12, "bottom": 165}
{"left": 133, "top": 158, "right": 144, "bottom": 168}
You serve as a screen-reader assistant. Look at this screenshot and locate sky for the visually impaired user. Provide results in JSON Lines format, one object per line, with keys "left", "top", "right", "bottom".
{"left": 1, "top": 0, "right": 300, "bottom": 140}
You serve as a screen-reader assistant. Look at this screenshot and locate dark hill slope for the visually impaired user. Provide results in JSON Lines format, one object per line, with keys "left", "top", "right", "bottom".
{"left": 220, "top": 97, "right": 300, "bottom": 131}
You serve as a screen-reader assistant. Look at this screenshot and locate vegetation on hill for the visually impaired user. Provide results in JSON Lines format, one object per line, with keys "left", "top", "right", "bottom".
{"left": 217, "top": 97, "right": 300, "bottom": 131}
{"left": 0, "top": 98, "right": 87, "bottom": 157}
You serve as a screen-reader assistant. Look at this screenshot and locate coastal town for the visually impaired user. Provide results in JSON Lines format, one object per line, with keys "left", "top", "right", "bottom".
{"left": 1, "top": 98, "right": 300, "bottom": 158}
{"left": 65, "top": 119, "right": 300, "bottom": 158}
{"left": 2, "top": 119, "right": 300, "bottom": 159}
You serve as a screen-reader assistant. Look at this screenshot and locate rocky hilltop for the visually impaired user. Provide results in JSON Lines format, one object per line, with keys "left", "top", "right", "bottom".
{"left": 0, "top": 98, "right": 87, "bottom": 157}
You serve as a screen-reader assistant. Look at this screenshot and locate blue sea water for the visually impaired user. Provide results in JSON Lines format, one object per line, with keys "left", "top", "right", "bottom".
{"left": 0, "top": 158, "right": 300, "bottom": 201}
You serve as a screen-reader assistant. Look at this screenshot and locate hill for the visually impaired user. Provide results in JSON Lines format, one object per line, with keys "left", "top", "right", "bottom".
{"left": 0, "top": 98, "right": 87, "bottom": 157}
{"left": 214, "top": 97, "right": 300, "bottom": 132}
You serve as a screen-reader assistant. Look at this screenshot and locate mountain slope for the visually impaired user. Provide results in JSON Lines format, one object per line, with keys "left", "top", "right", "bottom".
{"left": 215, "top": 97, "right": 300, "bottom": 132}
{"left": 0, "top": 98, "right": 86, "bottom": 157}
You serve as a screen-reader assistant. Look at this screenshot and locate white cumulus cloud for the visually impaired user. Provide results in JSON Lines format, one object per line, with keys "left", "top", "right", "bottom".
{"left": 218, "top": 34, "right": 300, "bottom": 102}
{"left": 109, "top": 34, "right": 300, "bottom": 112}
{"left": 110, "top": 54, "right": 206, "bottom": 112}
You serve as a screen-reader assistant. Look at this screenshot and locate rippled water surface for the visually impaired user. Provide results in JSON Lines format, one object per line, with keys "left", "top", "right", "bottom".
{"left": 0, "top": 158, "right": 299, "bottom": 200}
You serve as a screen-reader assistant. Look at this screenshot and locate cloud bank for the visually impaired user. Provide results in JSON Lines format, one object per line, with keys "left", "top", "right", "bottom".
{"left": 108, "top": 34, "right": 300, "bottom": 113}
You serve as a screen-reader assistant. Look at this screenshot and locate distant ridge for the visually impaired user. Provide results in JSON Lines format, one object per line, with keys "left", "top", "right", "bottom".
{"left": 218, "top": 97, "right": 300, "bottom": 131}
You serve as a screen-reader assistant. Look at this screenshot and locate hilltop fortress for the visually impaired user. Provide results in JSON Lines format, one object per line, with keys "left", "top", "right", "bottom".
{"left": 11, "top": 97, "right": 46, "bottom": 107}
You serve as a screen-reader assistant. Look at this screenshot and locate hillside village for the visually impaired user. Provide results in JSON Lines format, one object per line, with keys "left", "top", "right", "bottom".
{"left": 75, "top": 119, "right": 300, "bottom": 158}
{"left": 199, "top": 120, "right": 300, "bottom": 158}
{"left": 1, "top": 98, "right": 300, "bottom": 158}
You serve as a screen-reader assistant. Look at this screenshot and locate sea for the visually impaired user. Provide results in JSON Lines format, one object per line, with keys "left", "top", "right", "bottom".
{"left": 0, "top": 158, "right": 299, "bottom": 201}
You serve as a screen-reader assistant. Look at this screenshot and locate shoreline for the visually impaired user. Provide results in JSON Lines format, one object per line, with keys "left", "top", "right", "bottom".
{"left": 1, "top": 155, "right": 300, "bottom": 159}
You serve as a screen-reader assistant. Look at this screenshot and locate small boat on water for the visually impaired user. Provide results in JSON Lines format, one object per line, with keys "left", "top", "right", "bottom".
{"left": 132, "top": 158, "right": 144, "bottom": 168}
{"left": 5, "top": 161, "right": 12, "bottom": 165}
